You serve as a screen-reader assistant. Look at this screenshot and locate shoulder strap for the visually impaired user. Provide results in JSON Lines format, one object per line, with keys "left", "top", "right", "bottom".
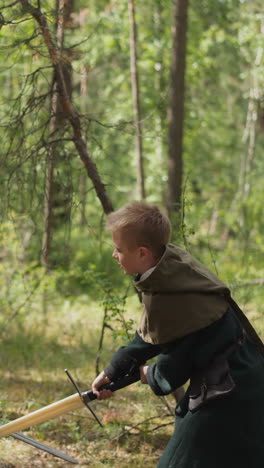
{"left": 225, "top": 293, "right": 264, "bottom": 358}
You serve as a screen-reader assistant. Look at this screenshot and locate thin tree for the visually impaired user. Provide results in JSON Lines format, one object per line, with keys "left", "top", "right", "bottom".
{"left": 238, "top": 44, "right": 262, "bottom": 223}
{"left": 167, "top": 0, "right": 188, "bottom": 220}
{"left": 128, "top": 0, "right": 145, "bottom": 200}
{"left": 42, "top": 0, "right": 71, "bottom": 269}
{"left": 222, "top": 38, "right": 263, "bottom": 245}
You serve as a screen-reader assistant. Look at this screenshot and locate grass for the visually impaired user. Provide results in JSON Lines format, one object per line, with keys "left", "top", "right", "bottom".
{"left": 1, "top": 276, "right": 264, "bottom": 467}
{"left": 0, "top": 295, "right": 175, "bottom": 467}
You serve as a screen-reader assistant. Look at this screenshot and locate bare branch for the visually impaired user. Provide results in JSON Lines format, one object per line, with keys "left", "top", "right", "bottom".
{"left": 0, "top": 1, "right": 20, "bottom": 9}
{"left": 83, "top": 115, "right": 134, "bottom": 130}
{"left": 0, "top": 15, "right": 32, "bottom": 26}
{"left": 0, "top": 32, "right": 40, "bottom": 49}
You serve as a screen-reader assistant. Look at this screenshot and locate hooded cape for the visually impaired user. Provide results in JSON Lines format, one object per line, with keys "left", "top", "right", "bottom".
{"left": 134, "top": 244, "right": 230, "bottom": 344}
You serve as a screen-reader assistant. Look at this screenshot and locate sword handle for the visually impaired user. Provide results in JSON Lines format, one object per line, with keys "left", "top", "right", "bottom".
{"left": 82, "top": 369, "right": 141, "bottom": 403}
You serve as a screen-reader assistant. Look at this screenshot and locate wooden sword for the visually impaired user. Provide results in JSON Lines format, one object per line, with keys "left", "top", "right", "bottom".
{"left": 0, "top": 369, "right": 141, "bottom": 439}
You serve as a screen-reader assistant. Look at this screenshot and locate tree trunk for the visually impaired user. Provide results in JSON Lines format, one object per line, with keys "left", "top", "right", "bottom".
{"left": 167, "top": 0, "right": 188, "bottom": 218}
{"left": 79, "top": 66, "right": 88, "bottom": 227}
{"left": 239, "top": 46, "right": 261, "bottom": 209}
{"left": 41, "top": 0, "right": 67, "bottom": 269}
{"left": 153, "top": 2, "right": 166, "bottom": 167}
{"left": 41, "top": 93, "right": 57, "bottom": 269}
{"left": 128, "top": 0, "right": 145, "bottom": 200}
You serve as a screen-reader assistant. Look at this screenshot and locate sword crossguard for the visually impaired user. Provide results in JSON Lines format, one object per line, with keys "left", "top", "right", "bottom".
{"left": 64, "top": 368, "right": 141, "bottom": 428}
{"left": 64, "top": 369, "right": 103, "bottom": 427}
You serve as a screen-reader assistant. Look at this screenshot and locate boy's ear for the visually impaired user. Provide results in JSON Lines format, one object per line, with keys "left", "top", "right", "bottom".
{"left": 138, "top": 246, "right": 151, "bottom": 258}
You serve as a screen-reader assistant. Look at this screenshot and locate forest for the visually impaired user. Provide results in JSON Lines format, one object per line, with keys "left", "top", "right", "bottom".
{"left": 0, "top": 0, "right": 264, "bottom": 466}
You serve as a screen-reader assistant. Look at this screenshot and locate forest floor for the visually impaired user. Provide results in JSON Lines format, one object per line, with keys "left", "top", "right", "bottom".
{"left": 0, "top": 371, "right": 174, "bottom": 467}
{"left": 1, "top": 291, "right": 263, "bottom": 467}
{"left": 0, "top": 297, "right": 175, "bottom": 467}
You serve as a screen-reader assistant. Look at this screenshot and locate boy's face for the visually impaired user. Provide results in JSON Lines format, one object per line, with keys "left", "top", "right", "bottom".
{"left": 112, "top": 231, "right": 146, "bottom": 275}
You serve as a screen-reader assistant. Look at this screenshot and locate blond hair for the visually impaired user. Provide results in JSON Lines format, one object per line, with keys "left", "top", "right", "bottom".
{"left": 107, "top": 201, "right": 171, "bottom": 255}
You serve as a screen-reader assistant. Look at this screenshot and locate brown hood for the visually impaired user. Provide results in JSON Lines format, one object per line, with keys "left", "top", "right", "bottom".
{"left": 134, "top": 244, "right": 229, "bottom": 344}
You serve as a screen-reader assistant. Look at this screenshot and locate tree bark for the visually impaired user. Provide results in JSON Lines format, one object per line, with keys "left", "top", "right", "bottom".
{"left": 79, "top": 65, "right": 89, "bottom": 226}
{"left": 41, "top": 0, "right": 67, "bottom": 269}
{"left": 167, "top": 0, "right": 188, "bottom": 216}
{"left": 128, "top": 0, "right": 145, "bottom": 200}
{"left": 153, "top": 2, "right": 166, "bottom": 166}
{"left": 239, "top": 46, "right": 261, "bottom": 206}
{"left": 41, "top": 93, "right": 57, "bottom": 269}
{"left": 19, "top": 0, "right": 114, "bottom": 215}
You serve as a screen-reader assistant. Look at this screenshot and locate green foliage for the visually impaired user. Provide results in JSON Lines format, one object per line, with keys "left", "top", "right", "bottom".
{"left": 100, "top": 284, "right": 135, "bottom": 343}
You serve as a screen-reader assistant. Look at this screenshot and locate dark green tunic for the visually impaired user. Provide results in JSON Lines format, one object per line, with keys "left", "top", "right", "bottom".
{"left": 105, "top": 309, "right": 264, "bottom": 468}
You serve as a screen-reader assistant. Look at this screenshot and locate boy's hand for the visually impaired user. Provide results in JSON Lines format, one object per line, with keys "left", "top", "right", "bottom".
{"left": 92, "top": 371, "right": 113, "bottom": 400}
{"left": 140, "top": 365, "right": 149, "bottom": 384}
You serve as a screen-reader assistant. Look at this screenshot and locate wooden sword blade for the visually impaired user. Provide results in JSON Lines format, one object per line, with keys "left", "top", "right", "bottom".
{"left": 0, "top": 393, "right": 83, "bottom": 438}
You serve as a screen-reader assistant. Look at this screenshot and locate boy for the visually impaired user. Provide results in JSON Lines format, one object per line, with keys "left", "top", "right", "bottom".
{"left": 92, "top": 201, "right": 264, "bottom": 468}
